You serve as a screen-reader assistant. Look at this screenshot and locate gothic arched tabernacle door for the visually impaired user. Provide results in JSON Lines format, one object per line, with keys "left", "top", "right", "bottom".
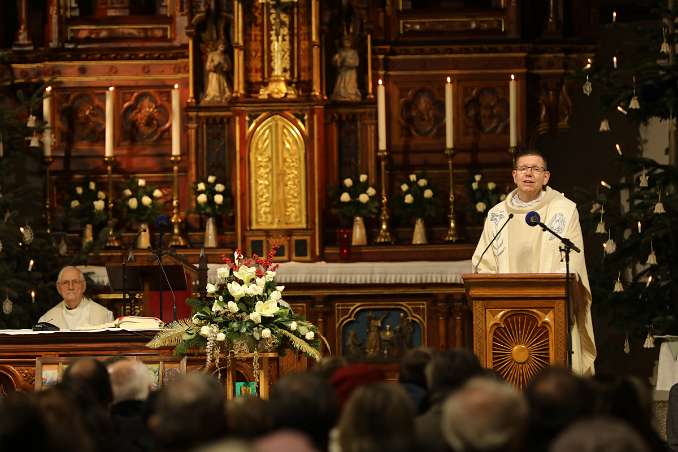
{"left": 248, "top": 114, "right": 307, "bottom": 230}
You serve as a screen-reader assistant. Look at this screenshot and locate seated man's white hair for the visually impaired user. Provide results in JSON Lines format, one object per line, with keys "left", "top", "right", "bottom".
{"left": 442, "top": 376, "right": 528, "bottom": 452}
{"left": 107, "top": 359, "right": 153, "bottom": 403}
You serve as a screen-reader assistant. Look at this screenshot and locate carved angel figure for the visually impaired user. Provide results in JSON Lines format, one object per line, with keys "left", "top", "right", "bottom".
{"left": 331, "top": 35, "right": 361, "bottom": 102}
{"left": 203, "top": 43, "right": 232, "bottom": 103}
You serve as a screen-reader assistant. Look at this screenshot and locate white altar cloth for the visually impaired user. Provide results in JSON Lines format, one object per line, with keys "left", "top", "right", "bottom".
{"left": 79, "top": 261, "right": 473, "bottom": 287}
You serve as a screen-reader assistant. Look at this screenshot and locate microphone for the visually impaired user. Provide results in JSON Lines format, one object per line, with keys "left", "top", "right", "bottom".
{"left": 474, "top": 213, "right": 514, "bottom": 273}
{"left": 524, "top": 211, "right": 581, "bottom": 253}
{"left": 525, "top": 211, "right": 541, "bottom": 226}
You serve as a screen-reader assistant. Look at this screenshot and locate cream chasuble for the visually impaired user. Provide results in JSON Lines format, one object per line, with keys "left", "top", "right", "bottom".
{"left": 38, "top": 297, "right": 114, "bottom": 330}
{"left": 471, "top": 186, "right": 597, "bottom": 376}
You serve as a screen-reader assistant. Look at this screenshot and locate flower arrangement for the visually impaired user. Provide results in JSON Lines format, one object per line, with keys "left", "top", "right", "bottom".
{"left": 193, "top": 175, "right": 232, "bottom": 217}
{"left": 393, "top": 173, "right": 440, "bottom": 222}
{"left": 120, "top": 177, "right": 163, "bottom": 224}
{"left": 469, "top": 173, "right": 506, "bottom": 221}
{"left": 64, "top": 178, "right": 107, "bottom": 227}
{"left": 331, "top": 174, "right": 379, "bottom": 225}
{"left": 148, "top": 247, "right": 321, "bottom": 368}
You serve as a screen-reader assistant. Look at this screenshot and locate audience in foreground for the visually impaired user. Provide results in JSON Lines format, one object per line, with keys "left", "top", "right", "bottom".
{"left": 0, "top": 348, "right": 670, "bottom": 452}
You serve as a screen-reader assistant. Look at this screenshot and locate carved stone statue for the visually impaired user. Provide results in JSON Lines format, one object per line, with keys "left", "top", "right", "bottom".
{"left": 365, "top": 312, "right": 386, "bottom": 358}
{"left": 331, "top": 35, "right": 361, "bottom": 102}
{"left": 203, "top": 43, "right": 232, "bottom": 103}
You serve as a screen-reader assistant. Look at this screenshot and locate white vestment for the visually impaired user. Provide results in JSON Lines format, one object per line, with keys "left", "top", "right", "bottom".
{"left": 472, "top": 186, "right": 596, "bottom": 375}
{"left": 38, "top": 297, "right": 114, "bottom": 330}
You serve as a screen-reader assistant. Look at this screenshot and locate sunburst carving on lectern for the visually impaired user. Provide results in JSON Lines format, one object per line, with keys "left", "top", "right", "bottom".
{"left": 491, "top": 313, "right": 550, "bottom": 388}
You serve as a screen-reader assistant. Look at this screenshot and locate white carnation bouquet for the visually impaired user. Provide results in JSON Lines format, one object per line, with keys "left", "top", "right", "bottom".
{"left": 120, "top": 177, "right": 163, "bottom": 224}
{"left": 192, "top": 175, "right": 231, "bottom": 217}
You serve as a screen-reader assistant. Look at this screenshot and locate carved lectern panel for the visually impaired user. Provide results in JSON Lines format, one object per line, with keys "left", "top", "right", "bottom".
{"left": 249, "top": 114, "right": 307, "bottom": 229}
{"left": 488, "top": 308, "right": 553, "bottom": 388}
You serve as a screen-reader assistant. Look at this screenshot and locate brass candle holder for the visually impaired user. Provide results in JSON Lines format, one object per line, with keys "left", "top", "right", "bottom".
{"left": 104, "top": 156, "right": 121, "bottom": 248}
{"left": 169, "top": 155, "right": 188, "bottom": 247}
{"left": 374, "top": 149, "right": 393, "bottom": 244}
{"left": 444, "top": 147, "right": 458, "bottom": 242}
{"left": 44, "top": 155, "right": 54, "bottom": 233}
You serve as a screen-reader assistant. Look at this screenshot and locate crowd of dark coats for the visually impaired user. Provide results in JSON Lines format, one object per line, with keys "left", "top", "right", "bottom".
{"left": 1, "top": 347, "right": 676, "bottom": 452}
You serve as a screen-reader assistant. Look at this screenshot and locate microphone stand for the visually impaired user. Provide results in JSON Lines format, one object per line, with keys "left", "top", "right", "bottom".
{"left": 149, "top": 224, "right": 177, "bottom": 322}
{"left": 535, "top": 221, "right": 580, "bottom": 369}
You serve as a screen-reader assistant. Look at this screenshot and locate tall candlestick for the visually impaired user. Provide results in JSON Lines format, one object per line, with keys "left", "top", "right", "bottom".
{"left": 445, "top": 77, "right": 454, "bottom": 149}
{"left": 377, "top": 79, "right": 386, "bottom": 151}
{"left": 509, "top": 74, "right": 517, "bottom": 148}
{"left": 43, "top": 86, "right": 52, "bottom": 157}
{"left": 171, "top": 84, "right": 181, "bottom": 156}
{"left": 105, "top": 87, "right": 115, "bottom": 157}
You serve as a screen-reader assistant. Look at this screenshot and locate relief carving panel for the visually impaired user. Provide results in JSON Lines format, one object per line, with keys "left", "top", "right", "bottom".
{"left": 121, "top": 90, "right": 171, "bottom": 144}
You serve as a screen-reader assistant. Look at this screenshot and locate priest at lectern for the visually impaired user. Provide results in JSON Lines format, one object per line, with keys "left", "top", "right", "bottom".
{"left": 37, "top": 266, "right": 114, "bottom": 330}
{"left": 472, "top": 149, "right": 596, "bottom": 376}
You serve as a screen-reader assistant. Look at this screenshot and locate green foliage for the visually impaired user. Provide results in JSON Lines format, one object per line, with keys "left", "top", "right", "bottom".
{"left": 119, "top": 177, "right": 163, "bottom": 225}
{"left": 64, "top": 178, "right": 108, "bottom": 227}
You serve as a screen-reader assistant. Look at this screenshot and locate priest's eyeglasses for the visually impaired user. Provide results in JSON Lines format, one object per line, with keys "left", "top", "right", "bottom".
{"left": 515, "top": 166, "right": 547, "bottom": 174}
{"left": 59, "top": 279, "right": 83, "bottom": 287}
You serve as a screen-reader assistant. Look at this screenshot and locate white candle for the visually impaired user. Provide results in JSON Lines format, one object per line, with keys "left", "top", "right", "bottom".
{"left": 43, "top": 86, "right": 52, "bottom": 157}
{"left": 509, "top": 74, "right": 517, "bottom": 148}
{"left": 105, "top": 87, "right": 115, "bottom": 157}
{"left": 445, "top": 77, "right": 454, "bottom": 149}
{"left": 172, "top": 84, "right": 181, "bottom": 156}
{"left": 377, "top": 79, "right": 386, "bottom": 151}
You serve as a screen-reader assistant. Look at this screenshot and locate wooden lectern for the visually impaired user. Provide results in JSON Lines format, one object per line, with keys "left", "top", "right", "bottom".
{"left": 463, "top": 273, "right": 585, "bottom": 388}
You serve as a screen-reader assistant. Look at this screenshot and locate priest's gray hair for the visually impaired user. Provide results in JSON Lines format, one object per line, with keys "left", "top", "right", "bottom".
{"left": 441, "top": 376, "right": 528, "bottom": 452}
{"left": 108, "top": 358, "right": 154, "bottom": 403}
{"left": 57, "top": 266, "right": 86, "bottom": 284}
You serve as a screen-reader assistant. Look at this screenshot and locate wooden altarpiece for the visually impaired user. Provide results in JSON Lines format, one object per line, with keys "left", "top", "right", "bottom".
{"left": 463, "top": 273, "right": 586, "bottom": 388}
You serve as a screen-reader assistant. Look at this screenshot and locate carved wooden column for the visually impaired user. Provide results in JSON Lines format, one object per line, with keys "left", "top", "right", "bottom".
{"left": 47, "top": 0, "right": 62, "bottom": 48}
{"left": 232, "top": 0, "right": 245, "bottom": 97}
{"left": 451, "top": 297, "right": 467, "bottom": 348}
{"left": 434, "top": 295, "right": 450, "bottom": 350}
{"left": 310, "top": 0, "right": 321, "bottom": 98}
{"left": 543, "top": 0, "right": 563, "bottom": 37}
{"left": 311, "top": 297, "right": 330, "bottom": 355}
{"left": 12, "top": 0, "right": 34, "bottom": 51}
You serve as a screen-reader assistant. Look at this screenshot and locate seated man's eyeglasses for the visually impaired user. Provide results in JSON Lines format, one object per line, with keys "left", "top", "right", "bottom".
{"left": 59, "top": 279, "right": 83, "bottom": 287}
{"left": 515, "top": 165, "right": 547, "bottom": 174}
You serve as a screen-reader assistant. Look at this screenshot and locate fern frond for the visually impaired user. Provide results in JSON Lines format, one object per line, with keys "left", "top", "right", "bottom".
{"left": 146, "top": 318, "right": 194, "bottom": 349}
{"left": 280, "top": 329, "right": 321, "bottom": 361}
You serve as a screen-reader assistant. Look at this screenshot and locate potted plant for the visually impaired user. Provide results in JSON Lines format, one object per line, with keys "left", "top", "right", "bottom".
{"left": 331, "top": 174, "right": 379, "bottom": 246}
{"left": 120, "top": 177, "right": 163, "bottom": 248}
{"left": 192, "top": 175, "right": 232, "bottom": 248}
{"left": 393, "top": 173, "right": 440, "bottom": 244}
{"left": 64, "top": 178, "right": 107, "bottom": 248}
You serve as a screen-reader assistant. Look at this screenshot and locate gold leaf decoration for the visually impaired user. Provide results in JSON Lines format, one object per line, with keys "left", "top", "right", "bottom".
{"left": 146, "top": 319, "right": 193, "bottom": 349}
{"left": 280, "top": 329, "right": 320, "bottom": 361}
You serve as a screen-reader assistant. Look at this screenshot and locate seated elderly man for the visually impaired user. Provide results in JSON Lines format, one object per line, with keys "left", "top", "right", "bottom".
{"left": 38, "top": 266, "right": 113, "bottom": 330}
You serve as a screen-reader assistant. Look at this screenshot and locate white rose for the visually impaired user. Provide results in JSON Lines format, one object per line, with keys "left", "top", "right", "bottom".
{"left": 214, "top": 194, "right": 224, "bottom": 205}
{"left": 199, "top": 325, "right": 212, "bottom": 337}
{"left": 265, "top": 270, "right": 276, "bottom": 281}
{"left": 215, "top": 183, "right": 225, "bottom": 192}
{"left": 207, "top": 175, "right": 216, "bottom": 183}
{"left": 233, "top": 265, "right": 256, "bottom": 284}
{"left": 227, "top": 301, "right": 239, "bottom": 313}
{"left": 404, "top": 194, "right": 414, "bottom": 204}
{"left": 340, "top": 192, "right": 351, "bottom": 202}
{"left": 417, "top": 178, "right": 428, "bottom": 187}
{"left": 216, "top": 267, "right": 230, "bottom": 281}
{"left": 476, "top": 202, "right": 487, "bottom": 213}
{"left": 474, "top": 174, "right": 482, "bottom": 182}
{"left": 255, "top": 300, "right": 279, "bottom": 317}
{"left": 343, "top": 178, "right": 353, "bottom": 187}
{"left": 424, "top": 189, "right": 433, "bottom": 199}
{"left": 70, "top": 200, "right": 80, "bottom": 208}
{"left": 290, "top": 321, "right": 298, "bottom": 331}
{"left": 197, "top": 182, "right": 206, "bottom": 191}
{"left": 97, "top": 191, "right": 106, "bottom": 200}
{"left": 487, "top": 182, "right": 496, "bottom": 191}
{"left": 261, "top": 328, "right": 272, "bottom": 339}
{"left": 359, "top": 174, "right": 368, "bottom": 182}
{"left": 409, "top": 174, "right": 417, "bottom": 182}
{"left": 89, "top": 181, "right": 96, "bottom": 190}
{"left": 153, "top": 189, "right": 163, "bottom": 198}
{"left": 216, "top": 332, "right": 226, "bottom": 341}
{"left": 358, "top": 193, "right": 369, "bottom": 204}
{"left": 141, "top": 195, "right": 152, "bottom": 207}
{"left": 128, "top": 198, "right": 138, "bottom": 209}
{"left": 305, "top": 331, "right": 315, "bottom": 340}
{"left": 227, "top": 281, "right": 246, "bottom": 301}
{"left": 75, "top": 186, "right": 83, "bottom": 195}
{"left": 401, "top": 183, "right": 409, "bottom": 192}
{"left": 93, "top": 200, "right": 105, "bottom": 211}
{"left": 366, "top": 187, "right": 376, "bottom": 196}
{"left": 197, "top": 193, "right": 208, "bottom": 204}
{"left": 472, "top": 182, "right": 479, "bottom": 190}
{"left": 123, "top": 188, "right": 132, "bottom": 197}
{"left": 212, "top": 300, "right": 225, "bottom": 314}
{"left": 138, "top": 179, "right": 146, "bottom": 187}
{"left": 249, "top": 312, "right": 262, "bottom": 324}
{"left": 206, "top": 283, "right": 218, "bottom": 294}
